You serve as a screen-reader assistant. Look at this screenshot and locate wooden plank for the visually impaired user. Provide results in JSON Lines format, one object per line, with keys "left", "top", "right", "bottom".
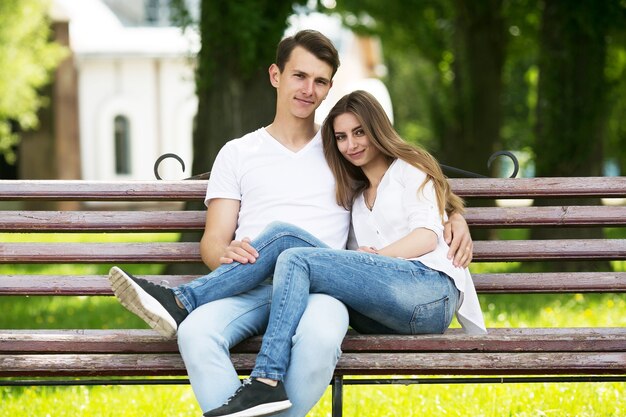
{"left": 1, "top": 240, "right": 624, "bottom": 264}
{"left": 1, "top": 272, "right": 625, "bottom": 295}
{"left": 0, "top": 180, "right": 208, "bottom": 201}
{"left": 472, "top": 272, "right": 626, "bottom": 293}
{"left": 474, "top": 239, "right": 626, "bottom": 261}
{"left": 450, "top": 177, "right": 626, "bottom": 198}
{"left": 333, "top": 352, "right": 626, "bottom": 375}
{"left": 0, "top": 275, "right": 197, "bottom": 295}
{"left": 1, "top": 328, "right": 624, "bottom": 354}
{"left": 1, "top": 206, "right": 624, "bottom": 232}
{"left": 0, "top": 177, "right": 624, "bottom": 201}
{"left": 0, "top": 211, "right": 206, "bottom": 232}
{"left": 464, "top": 206, "right": 626, "bottom": 227}
{"left": 0, "top": 352, "right": 623, "bottom": 377}
{"left": 0, "top": 242, "right": 201, "bottom": 263}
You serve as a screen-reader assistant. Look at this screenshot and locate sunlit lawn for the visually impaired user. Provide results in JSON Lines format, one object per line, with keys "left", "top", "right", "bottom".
{"left": 1, "top": 232, "right": 624, "bottom": 416}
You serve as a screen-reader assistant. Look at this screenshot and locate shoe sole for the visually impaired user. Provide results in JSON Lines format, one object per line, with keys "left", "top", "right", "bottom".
{"left": 209, "top": 400, "right": 292, "bottom": 417}
{"left": 108, "top": 266, "right": 177, "bottom": 338}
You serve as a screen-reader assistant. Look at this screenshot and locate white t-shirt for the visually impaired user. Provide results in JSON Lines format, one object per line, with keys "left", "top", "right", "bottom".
{"left": 351, "top": 159, "right": 487, "bottom": 334}
{"left": 205, "top": 128, "right": 350, "bottom": 249}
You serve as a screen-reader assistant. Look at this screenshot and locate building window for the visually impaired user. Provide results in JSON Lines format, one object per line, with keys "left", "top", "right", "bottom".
{"left": 145, "top": 0, "right": 170, "bottom": 26}
{"left": 114, "top": 115, "right": 131, "bottom": 175}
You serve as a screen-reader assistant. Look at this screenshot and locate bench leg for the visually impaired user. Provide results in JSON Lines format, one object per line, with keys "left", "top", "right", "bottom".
{"left": 332, "top": 375, "right": 343, "bottom": 417}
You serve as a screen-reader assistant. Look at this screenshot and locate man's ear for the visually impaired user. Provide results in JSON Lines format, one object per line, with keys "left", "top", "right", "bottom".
{"left": 269, "top": 64, "right": 280, "bottom": 88}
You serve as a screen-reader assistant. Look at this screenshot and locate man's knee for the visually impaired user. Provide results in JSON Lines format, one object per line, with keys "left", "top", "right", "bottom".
{"left": 177, "top": 307, "right": 228, "bottom": 358}
{"left": 293, "top": 294, "right": 348, "bottom": 352}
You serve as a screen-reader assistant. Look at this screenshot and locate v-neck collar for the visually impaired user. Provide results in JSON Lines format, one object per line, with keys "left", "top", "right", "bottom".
{"left": 261, "top": 127, "right": 319, "bottom": 157}
{"left": 360, "top": 159, "right": 398, "bottom": 212}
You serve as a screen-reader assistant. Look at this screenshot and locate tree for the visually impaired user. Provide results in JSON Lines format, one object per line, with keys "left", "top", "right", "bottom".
{"left": 168, "top": 0, "right": 307, "bottom": 273}
{"left": 0, "top": 0, "right": 66, "bottom": 165}
{"left": 172, "top": 0, "right": 307, "bottom": 176}
{"left": 325, "top": 0, "right": 509, "bottom": 178}
{"left": 530, "top": 0, "right": 625, "bottom": 272}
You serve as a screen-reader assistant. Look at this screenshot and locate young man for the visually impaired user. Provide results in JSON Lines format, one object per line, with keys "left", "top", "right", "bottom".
{"left": 111, "top": 30, "right": 473, "bottom": 417}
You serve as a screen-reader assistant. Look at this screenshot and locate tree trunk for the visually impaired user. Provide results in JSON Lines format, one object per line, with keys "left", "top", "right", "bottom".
{"left": 530, "top": 0, "right": 611, "bottom": 272}
{"left": 442, "top": 0, "right": 506, "bottom": 178}
{"left": 167, "top": 0, "right": 292, "bottom": 275}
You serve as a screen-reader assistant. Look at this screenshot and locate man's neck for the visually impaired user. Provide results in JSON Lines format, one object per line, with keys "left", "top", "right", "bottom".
{"left": 266, "top": 115, "right": 318, "bottom": 152}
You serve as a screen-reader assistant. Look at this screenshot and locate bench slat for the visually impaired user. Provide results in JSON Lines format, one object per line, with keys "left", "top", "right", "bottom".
{"left": 1, "top": 206, "right": 625, "bottom": 232}
{"left": 1, "top": 272, "right": 625, "bottom": 295}
{"left": 0, "top": 211, "right": 206, "bottom": 232}
{"left": 1, "top": 352, "right": 623, "bottom": 377}
{"left": 1, "top": 240, "right": 624, "bottom": 263}
{"left": 463, "top": 206, "right": 626, "bottom": 227}
{"left": 0, "top": 181, "right": 208, "bottom": 201}
{"left": 1, "top": 328, "right": 623, "bottom": 353}
{"left": 1, "top": 177, "right": 624, "bottom": 200}
{"left": 451, "top": 177, "right": 626, "bottom": 198}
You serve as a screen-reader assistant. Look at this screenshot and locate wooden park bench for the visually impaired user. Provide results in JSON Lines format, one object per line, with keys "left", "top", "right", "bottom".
{"left": 0, "top": 176, "right": 625, "bottom": 416}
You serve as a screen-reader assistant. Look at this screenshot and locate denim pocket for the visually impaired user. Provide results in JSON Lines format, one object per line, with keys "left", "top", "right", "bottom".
{"left": 410, "top": 296, "right": 449, "bottom": 334}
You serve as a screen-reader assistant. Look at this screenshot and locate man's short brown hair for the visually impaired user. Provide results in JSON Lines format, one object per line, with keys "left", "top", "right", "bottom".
{"left": 276, "top": 30, "right": 340, "bottom": 77}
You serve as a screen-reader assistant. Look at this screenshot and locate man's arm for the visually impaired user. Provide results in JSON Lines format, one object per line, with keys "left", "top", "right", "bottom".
{"left": 200, "top": 198, "right": 259, "bottom": 270}
{"left": 443, "top": 212, "right": 473, "bottom": 268}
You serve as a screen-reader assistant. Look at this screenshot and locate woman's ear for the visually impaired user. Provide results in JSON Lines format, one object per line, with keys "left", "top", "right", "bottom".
{"left": 269, "top": 64, "right": 280, "bottom": 88}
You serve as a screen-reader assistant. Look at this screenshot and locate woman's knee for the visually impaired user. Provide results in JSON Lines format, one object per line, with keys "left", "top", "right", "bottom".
{"left": 276, "top": 247, "right": 309, "bottom": 268}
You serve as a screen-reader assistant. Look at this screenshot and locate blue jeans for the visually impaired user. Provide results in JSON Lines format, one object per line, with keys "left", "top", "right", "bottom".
{"left": 173, "top": 221, "right": 329, "bottom": 312}
{"left": 250, "top": 247, "right": 460, "bottom": 381}
{"left": 175, "top": 222, "right": 349, "bottom": 415}
{"left": 177, "top": 286, "right": 348, "bottom": 416}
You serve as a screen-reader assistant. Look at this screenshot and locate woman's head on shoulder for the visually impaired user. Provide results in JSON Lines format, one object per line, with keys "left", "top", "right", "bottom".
{"left": 321, "top": 90, "right": 464, "bottom": 216}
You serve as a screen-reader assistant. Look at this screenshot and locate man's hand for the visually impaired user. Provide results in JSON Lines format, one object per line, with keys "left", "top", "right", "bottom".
{"left": 444, "top": 212, "right": 473, "bottom": 268}
{"left": 219, "top": 237, "right": 259, "bottom": 264}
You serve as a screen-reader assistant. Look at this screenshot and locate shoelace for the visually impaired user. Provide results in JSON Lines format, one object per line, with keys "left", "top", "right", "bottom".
{"left": 135, "top": 276, "right": 169, "bottom": 290}
{"left": 221, "top": 378, "right": 253, "bottom": 405}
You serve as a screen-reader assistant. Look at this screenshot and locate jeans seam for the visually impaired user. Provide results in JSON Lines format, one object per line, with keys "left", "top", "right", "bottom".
{"left": 254, "top": 253, "right": 308, "bottom": 380}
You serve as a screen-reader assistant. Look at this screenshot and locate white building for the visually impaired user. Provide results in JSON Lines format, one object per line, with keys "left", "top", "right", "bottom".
{"left": 37, "top": 0, "right": 390, "bottom": 182}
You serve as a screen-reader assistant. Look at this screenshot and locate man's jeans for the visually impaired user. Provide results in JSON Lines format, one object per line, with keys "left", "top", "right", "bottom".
{"left": 175, "top": 222, "right": 349, "bottom": 416}
{"left": 178, "top": 286, "right": 348, "bottom": 416}
{"left": 250, "top": 247, "right": 460, "bottom": 381}
{"left": 173, "top": 221, "right": 328, "bottom": 312}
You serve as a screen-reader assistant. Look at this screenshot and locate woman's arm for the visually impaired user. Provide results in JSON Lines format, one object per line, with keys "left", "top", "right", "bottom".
{"left": 361, "top": 227, "right": 438, "bottom": 259}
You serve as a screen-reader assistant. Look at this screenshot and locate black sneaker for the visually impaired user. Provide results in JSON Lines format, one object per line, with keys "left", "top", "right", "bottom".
{"left": 108, "top": 266, "right": 188, "bottom": 338}
{"left": 203, "top": 378, "right": 292, "bottom": 417}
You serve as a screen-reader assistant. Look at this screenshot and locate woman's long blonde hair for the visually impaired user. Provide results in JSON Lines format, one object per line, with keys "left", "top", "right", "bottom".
{"left": 321, "top": 90, "right": 464, "bottom": 219}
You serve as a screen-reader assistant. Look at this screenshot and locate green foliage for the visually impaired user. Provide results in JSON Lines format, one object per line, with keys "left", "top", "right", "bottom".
{"left": 326, "top": 0, "right": 457, "bottom": 149}
{"left": 196, "top": 0, "right": 307, "bottom": 90}
{"left": 0, "top": 0, "right": 66, "bottom": 164}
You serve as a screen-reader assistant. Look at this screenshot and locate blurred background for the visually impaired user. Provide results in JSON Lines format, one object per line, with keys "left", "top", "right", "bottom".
{"left": 1, "top": 0, "right": 624, "bottom": 184}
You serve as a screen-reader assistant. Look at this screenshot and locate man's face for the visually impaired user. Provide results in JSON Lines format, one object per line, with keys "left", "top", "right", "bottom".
{"left": 270, "top": 46, "right": 334, "bottom": 120}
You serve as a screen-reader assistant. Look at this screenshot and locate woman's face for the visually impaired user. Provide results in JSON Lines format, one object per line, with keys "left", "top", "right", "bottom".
{"left": 333, "top": 112, "right": 383, "bottom": 168}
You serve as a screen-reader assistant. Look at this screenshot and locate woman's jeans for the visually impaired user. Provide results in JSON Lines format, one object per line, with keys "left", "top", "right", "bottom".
{"left": 173, "top": 221, "right": 329, "bottom": 312}
{"left": 175, "top": 222, "right": 348, "bottom": 416}
{"left": 250, "top": 247, "right": 460, "bottom": 381}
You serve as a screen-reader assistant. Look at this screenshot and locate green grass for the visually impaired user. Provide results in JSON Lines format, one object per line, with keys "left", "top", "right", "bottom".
{"left": 1, "top": 233, "right": 624, "bottom": 416}
{"left": 1, "top": 381, "right": 623, "bottom": 417}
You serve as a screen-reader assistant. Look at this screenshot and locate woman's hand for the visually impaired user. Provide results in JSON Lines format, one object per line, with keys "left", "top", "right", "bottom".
{"left": 444, "top": 213, "right": 473, "bottom": 268}
{"left": 357, "top": 246, "right": 379, "bottom": 254}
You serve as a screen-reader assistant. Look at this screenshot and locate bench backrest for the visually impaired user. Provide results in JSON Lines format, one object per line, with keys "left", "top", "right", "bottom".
{"left": 1, "top": 177, "right": 624, "bottom": 295}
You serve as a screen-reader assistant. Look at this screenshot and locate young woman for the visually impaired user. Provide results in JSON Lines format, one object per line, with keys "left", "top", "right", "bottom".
{"left": 201, "top": 90, "right": 487, "bottom": 417}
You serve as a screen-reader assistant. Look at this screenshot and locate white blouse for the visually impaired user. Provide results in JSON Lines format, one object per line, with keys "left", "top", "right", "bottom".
{"left": 350, "top": 159, "right": 487, "bottom": 334}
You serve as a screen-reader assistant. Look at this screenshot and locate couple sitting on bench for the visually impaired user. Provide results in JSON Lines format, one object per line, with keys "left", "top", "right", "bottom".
{"left": 109, "top": 30, "right": 485, "bottom": 417}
